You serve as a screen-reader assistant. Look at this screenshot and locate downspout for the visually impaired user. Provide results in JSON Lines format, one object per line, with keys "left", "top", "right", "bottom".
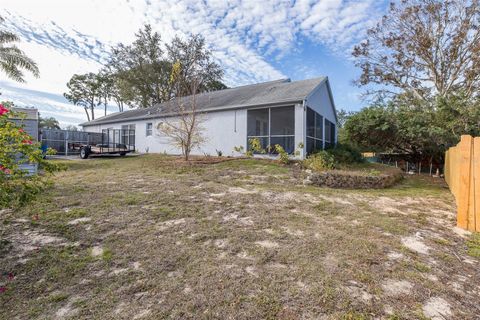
{"left": 302, "top": 99, "right": 306, "bottom": 159}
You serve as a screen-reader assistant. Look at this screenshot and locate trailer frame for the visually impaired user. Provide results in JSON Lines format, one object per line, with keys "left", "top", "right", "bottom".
{"left": 66, "top": 128, "right": 136, "bottom": 159}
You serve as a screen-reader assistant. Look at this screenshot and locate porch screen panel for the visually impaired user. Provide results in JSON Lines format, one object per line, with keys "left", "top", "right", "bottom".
{"left": 324, "top": 120, "right": 333, "bottom": 148}
{"left": 247, "top": 106, "right": 295, "bottom": 154}
{"left": 270, "top": 136, "right": 294, "bottom": 154}
{"left": 247, "top": 108, "right": 269, "bottom": 153}
{"left": 247, "top": 109, "right": 269, "bottom": 136}
{"left": 330, "top": 122, "right": 336, "bottom": 145}
{"left": 271, "top": 107, "right": 294, "bottom": 135}
{"left": 270, "top": 106, "right": 294, "bottom": 154}
{"left": 306, "top": 108, "right": 315, "bottom": 137}
{"left": 121, "top": 125, "right": 129, "bottom": 145}
{"left": 315, "top": 114, "right": 323, "bottom": 140}
{"left": 306, "top": 107, "right": 323, "bottom": 154}
{"left": 129, "top": 124, "right": 135, "bottom": 147}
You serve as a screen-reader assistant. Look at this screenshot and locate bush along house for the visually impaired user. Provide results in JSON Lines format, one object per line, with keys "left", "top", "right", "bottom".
{"left": 80, "top": 77, "right": 338, "bottom": 159}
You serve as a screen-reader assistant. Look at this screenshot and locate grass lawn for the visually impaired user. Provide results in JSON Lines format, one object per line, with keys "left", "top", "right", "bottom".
{"left": 0, "top": 154, "right": 479, "bottom": 319}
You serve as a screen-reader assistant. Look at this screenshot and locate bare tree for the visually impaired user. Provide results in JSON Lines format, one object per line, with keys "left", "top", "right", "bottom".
{"left": 157, "top": 62, "right": 205, "bottom": 161}
{"left": 353, "top": 0, "right": 480, "bottom": 101}
{"left": 157, "top": 36, "right": 223, "bottom": 161}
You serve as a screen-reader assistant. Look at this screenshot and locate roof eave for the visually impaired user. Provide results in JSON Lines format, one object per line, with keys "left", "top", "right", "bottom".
{"left": 81, "top": 98, "right": 305, "bottom": 127}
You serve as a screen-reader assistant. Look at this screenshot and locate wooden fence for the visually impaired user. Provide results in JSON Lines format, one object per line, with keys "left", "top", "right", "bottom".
{"left": 444, "top": 135, "right": 480, "bottom": 232}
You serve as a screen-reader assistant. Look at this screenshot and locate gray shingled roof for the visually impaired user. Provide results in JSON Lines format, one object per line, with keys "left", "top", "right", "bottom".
{"left": 81, "top": 77, "right": 327, "bottom": 126}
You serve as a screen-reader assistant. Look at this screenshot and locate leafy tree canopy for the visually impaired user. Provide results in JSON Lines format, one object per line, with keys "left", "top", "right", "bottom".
{"left": 347, "top": 0, "right": 480, "bottom": 164}
{"left": 106, "top": 26, "right": 225, "bottom": 109}
{"left": 63, "top": 73, "right": 102, "bottom": 121}
{"left": 353, "top": 0, "right": 480, "bottom": 102}
{"left": 39, "top": 116, "right": 60, "bottom": 130}
{"left": 343, "top": 95, "right": 480, "bottom": 162}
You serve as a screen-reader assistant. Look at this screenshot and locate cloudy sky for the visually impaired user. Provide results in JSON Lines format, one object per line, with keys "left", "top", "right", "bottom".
{"left": 0, "top": 0, "right": 388, "bottom": 127}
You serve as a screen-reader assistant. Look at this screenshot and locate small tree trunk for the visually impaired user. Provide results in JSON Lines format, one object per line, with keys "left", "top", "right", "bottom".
{"left": 84, "top": 107, "right": 90, "bottom": 122}
{"left": 90, "top": 103, "right": 95, "bottom": 120}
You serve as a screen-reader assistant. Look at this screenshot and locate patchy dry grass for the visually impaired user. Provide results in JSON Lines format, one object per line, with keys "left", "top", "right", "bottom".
{"left": 0, "top": 154, "right": 479, "bottom": 319}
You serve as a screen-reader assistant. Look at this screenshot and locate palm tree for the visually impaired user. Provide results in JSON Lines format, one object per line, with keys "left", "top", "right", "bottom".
{"left": 39, "top": 116, "right": 61, "bottom": 130}
{"left": 0, "top": 17, "right": 39, "bottom": 82}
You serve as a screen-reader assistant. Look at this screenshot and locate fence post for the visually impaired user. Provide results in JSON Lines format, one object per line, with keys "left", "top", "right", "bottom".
{"left": 474, "top": 137, "right": 480, "bottom": 231}
{"left": 65, "top": 131, "right": 68, "bottom": 156}
{"left": 457, "top": 135, "right": 473, "bottom": 230}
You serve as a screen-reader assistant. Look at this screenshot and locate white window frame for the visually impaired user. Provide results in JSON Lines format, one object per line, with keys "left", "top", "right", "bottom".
{"left": 146, "top": 122, "right": 153, "bottom": 136}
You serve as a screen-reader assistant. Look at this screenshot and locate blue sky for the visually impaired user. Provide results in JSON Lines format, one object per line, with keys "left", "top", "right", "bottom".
{"left": 0, "top": 0, "right": 388, "bottom": 127}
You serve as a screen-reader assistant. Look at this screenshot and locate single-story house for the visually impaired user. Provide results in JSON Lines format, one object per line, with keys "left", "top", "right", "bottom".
{"left": 80, "top": 77, "right": 338, "bottom": 159}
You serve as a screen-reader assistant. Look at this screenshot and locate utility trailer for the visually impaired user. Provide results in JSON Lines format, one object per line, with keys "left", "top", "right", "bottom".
{"left": 67, "top": 128, "right": 135, "bottom": 159}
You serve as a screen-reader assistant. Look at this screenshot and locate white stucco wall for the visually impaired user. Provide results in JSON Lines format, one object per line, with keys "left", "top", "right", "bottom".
{"left": 83, "top": 109, "right": 249, "bottom": 156}
{"left": 83, "top": 104, "right": 307, "bottom": 158}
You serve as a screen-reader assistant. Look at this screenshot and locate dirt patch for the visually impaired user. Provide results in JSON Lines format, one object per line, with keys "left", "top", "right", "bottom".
{"left": 228, "top": 187, "right": 257, "bottom": 194}
{"left": 402, "top": 233, "right": 430, "bottom": 254}
{"left": 67, "top": 217, "right": 91, "bottom": 225}
{"left": 245, "top": 266, "right": 259, "bottom": 277}
{"left": 345, "top": 281, "right": 373, "bottom": 303}
{"left": 422, "top": 297, "right": 452, "bottom": 319}
{"left": 91, "top": 246, "right": 104, "bottom": 257}
{"left": 451, "top": 226, "right": 472, "bottom": 238}
{"left": 317, "top": 195, "right": 355, "bottom": 206}
{"left": 322, "top": 253, "right": 339, "bottom": 274}
{"left": 6, "top": 230, "right": 65, "bottom": 256}
{"left": 387, "top": 251, "right": 404, "bottom": 260}
{"left": 209, "top": 192, "right": 226, "bottom": 197}
{"left": 281, "top": 227, "right": 305, "bottom": 237}
{"left": 55, "top": 303, "right": 78, "bottom": 319}
{"left": 255, "top": 240, "right": 279, "bottom": 249}
{"left": 222, "top": 213, "right": 238, "bottom": 221}
{"left": 381, "top": 279, "right": 413, "bottom": 296}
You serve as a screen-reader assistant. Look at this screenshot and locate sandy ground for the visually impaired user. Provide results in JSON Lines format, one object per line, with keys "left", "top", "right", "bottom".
{"left": 0, "top": 155, "right": 479, "bottom": 319}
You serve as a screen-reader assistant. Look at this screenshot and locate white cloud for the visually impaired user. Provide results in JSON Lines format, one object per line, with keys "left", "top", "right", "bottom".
{"left": 0, "top": 0, "right": 383, "bottom": 125}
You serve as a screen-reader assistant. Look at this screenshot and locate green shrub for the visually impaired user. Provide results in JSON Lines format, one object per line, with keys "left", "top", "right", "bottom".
{"left": 248, "top": 137, "right": 266, "bottom": 154}
{"left": 303, "top": 151, "right": 335, "bottom": 171}
{"left": 274, "top": 144, "right": 289, "bottom": 164}
{"left": 326, "top": 143, "right": 363, "bottom": 164}
{"left": 0, "top": 103, "right": 61, "bottom": 208}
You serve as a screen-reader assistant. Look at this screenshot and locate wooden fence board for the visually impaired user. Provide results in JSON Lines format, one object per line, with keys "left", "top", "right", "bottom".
{"left": 457, "top": 136, "right": 471, "bottom": 229}
{"left": 445, "top": 135, "right": 479, "bottom": 232}
{"left": 474, "top": 137, "right": 480, "bottom": 231}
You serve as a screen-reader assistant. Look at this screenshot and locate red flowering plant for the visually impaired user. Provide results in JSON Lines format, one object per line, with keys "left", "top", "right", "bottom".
{"left": 0, "top": 102, "right": 60, "bottom": 208}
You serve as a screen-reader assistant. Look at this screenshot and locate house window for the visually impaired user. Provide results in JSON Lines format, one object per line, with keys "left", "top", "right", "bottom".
{"left": 146, "top": 123, "right": 152, "bottom": 136}
{"left": 247, "top": 106, "right": 295, "bottom": 154}
{"left": 121, "top": 124, "right": 135, "bottom": 146}
{"left": 306, "top": 107, "right": 324, "bottom": 154}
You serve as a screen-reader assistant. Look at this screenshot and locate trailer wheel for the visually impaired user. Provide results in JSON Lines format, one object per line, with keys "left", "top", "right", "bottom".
{"left": 80, "top": 147, "right": 90, "bottom": 159}
{"left": 119, "top": 152, "right": 126, "bottom": 156}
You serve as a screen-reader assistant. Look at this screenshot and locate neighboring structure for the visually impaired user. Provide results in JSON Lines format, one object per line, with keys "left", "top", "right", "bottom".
{"left": 80, "top": 77, "right": 338, "bottom": 159}
{"left": 11, "top": 107, "right": 39, "bottom": 175}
